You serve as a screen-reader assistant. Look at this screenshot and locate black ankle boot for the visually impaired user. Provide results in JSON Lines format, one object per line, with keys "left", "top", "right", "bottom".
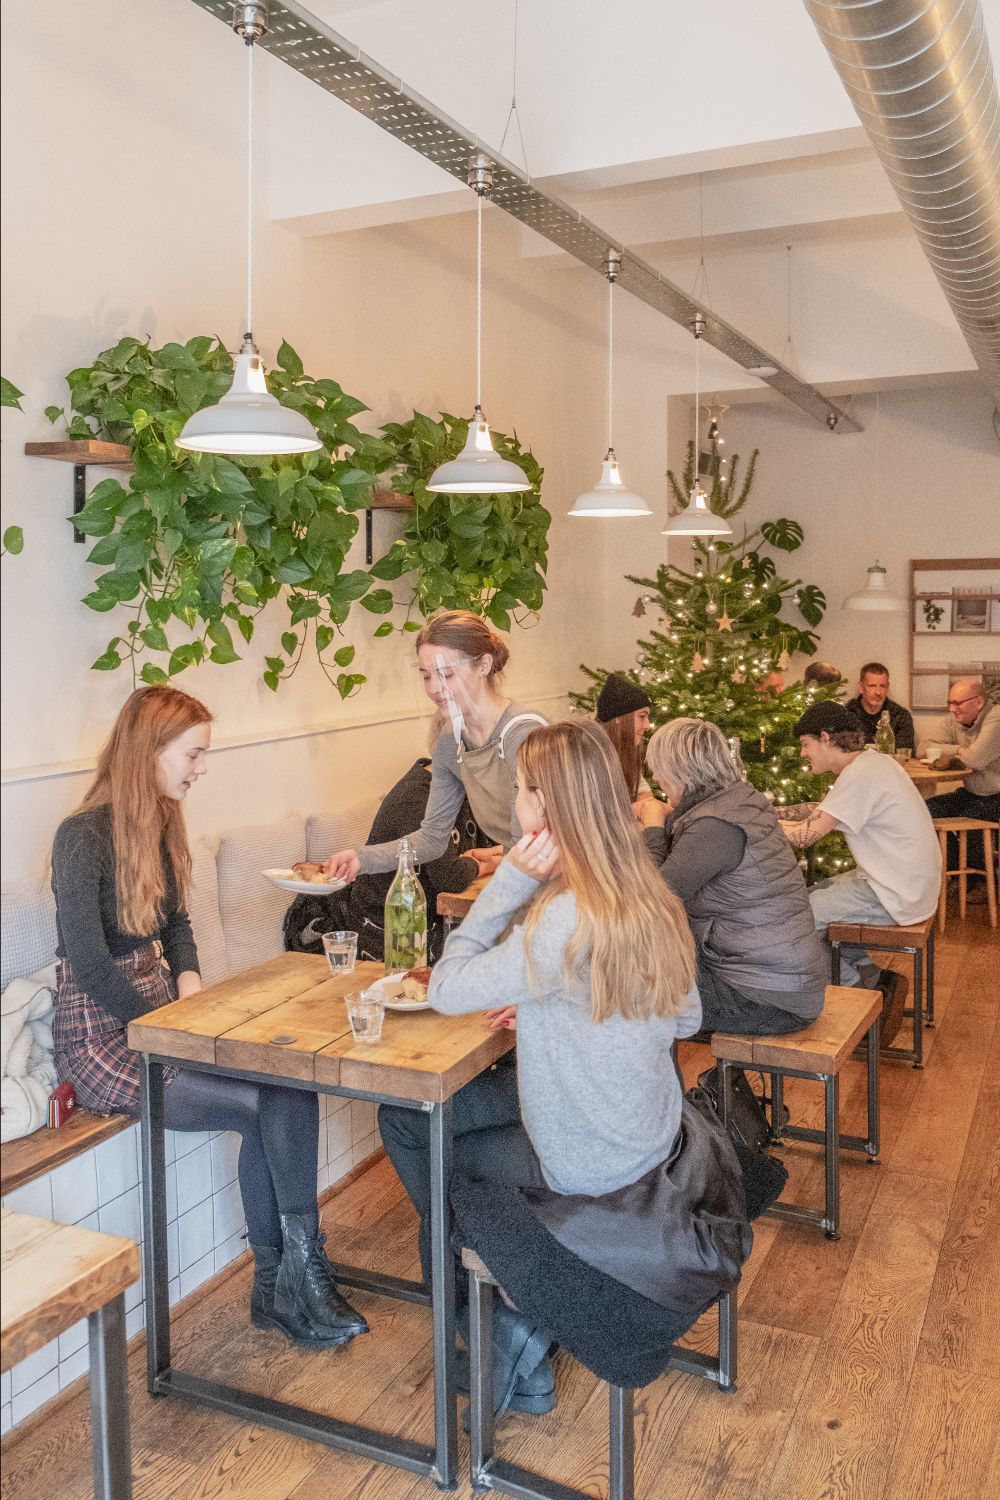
{"left": 467, "top": 1301, "right": 553, "bottom": 1423}
{"left": 249, "top": 1244, "right": 282, "bottom": 1331}
{"left": 274, "top": 1211, "right": 369, "bottom": 1347}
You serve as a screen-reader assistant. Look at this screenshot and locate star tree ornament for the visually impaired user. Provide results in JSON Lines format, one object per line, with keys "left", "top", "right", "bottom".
{"left": 717, "top": 611, "right": 734, "bottom": 632}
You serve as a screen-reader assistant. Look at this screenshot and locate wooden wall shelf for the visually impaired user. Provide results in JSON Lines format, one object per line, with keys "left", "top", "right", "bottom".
{"left": 909, "top": 557, "right": 1000, "bottom": 711}
{"left": 25, "top": 439, "right": 133, "bottom": 544}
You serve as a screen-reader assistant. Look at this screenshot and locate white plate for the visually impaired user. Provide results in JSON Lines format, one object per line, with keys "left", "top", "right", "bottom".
{"left": 263, "top": 868, "right": 348, "bottom": 896}
{"left": 368, "top": 971, "right": 432, "bottom": 1011}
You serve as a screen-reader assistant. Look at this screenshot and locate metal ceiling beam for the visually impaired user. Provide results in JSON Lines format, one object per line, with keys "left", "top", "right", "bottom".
{"left": 192, "top": 0, "right": 861, "bottom": 432}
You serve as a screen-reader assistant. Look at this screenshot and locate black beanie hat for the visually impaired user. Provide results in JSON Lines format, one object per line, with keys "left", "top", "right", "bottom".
{"left": 596, "top": 674, "right": 652, "bottom": 724}
{"left": 794, "top": 701, "right": 865, "bottom": 739}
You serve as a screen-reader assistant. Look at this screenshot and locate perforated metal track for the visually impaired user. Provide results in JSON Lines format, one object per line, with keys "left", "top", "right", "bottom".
{"left": 192, "top": 0, "right": 859, "bottom": 431}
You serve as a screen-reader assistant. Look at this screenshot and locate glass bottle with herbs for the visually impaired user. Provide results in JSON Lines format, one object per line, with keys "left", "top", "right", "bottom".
{"left": 384, "top": 837, "right": 427, "bottom": 970}
{"left": 874, "top": 710, "right": 896, "bottom": 756}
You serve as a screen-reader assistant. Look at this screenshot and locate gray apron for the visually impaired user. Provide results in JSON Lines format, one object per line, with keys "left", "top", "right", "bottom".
{"left": 456, "top": 709, "right": 547, "bottom": 848}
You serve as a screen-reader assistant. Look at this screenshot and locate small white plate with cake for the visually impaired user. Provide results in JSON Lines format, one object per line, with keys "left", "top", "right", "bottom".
{"left": 372, "top": 967, "right": 433, "bottom": 1011}
{"left": 263, "top": 864, "right": 348, "bottom": 895}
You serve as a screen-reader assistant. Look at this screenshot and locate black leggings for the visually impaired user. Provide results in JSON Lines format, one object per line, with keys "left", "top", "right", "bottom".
{"left": 161, "top": 1070, "right": 319, "bottom": 1249}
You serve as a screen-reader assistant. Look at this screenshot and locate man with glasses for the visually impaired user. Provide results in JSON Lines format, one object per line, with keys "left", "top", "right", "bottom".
{"left": 919, "top": 678, "right": 1000, "bottom": 825}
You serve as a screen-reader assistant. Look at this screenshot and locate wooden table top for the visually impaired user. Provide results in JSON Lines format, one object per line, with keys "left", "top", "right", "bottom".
{"left": 128, "top": 953, "right": 514, "bottom": 1104}
{"left": 902, "top": 761, "right": 967, "bottom": 797}
{"left": 436, "top": 876, "right": 490, "bottom": 921}
{"left": 1, "top": 1209, "right": 139, "bottom": 1372}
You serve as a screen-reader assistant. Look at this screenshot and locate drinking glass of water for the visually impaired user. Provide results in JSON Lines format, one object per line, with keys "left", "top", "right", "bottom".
{"left": 322, "top": 930, "right": 358, "bottom": 975}
{"left": 346, "top": 988, "right": 385, "bottom": 1044}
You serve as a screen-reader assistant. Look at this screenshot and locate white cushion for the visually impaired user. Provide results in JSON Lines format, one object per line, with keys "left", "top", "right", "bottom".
{"left": 217, "top": 813, "right": 306, "bottom": 973}
{"left": 187, "top": 835, "right": 229, "bottom": 986}
{"left": 306, "top": 798, "right": 382, "bottom": 864}
{"left": 1, "top": 876, "right": 58, "bottom": 992}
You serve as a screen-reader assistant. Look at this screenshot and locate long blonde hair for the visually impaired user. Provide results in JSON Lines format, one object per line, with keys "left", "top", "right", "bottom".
{"left": 519, "top": 721, "right": 695, "bottom": 1022}
{"left": 75, "top": 686, "right": 212, "bottom": 935}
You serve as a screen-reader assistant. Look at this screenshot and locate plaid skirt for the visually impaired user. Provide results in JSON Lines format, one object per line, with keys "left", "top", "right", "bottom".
{"left": 53, "top": 944, "right": 178, "bottom": 1116}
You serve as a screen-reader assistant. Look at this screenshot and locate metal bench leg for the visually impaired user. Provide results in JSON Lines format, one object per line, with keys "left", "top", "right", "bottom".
{"left": 89, "top": 1294, "right": 133, "bottom": 1500}
{"left": 823, "top": 1073, "right": 840, "bottom": 1241}
{"left": 609, "top": 1385, "right": 635, "bottom": 1500}
{"left": 717, "top": 1059, "right": 732, "bottom": 1134}
{"left": 911, "top": 945, "right": 924, "bottom": 1070}
{"left": 769, "top": 1072, "right": 785, "bottom": 1143}
{"left": 925, "top": 927, "right": 935, "bottom": 1028}
{"left": 468, "top": 1270, "right": 495, "bottom": 1492}
{"left": 718, "top": 1289, "right": 737, "bottom": 1391}
{"left": 866, "top": 1019, "right": 881, "bottom": 1164}
{"left": 138, "top": 1054, "right": 170, "bottom": 1394}
{"left": 830, "top": 941, "right": 842, "bottom": 985}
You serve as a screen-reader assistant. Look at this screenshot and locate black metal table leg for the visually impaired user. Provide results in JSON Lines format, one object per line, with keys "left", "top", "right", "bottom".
{"left": 429, "top": 1098, "right": 457, "bottom": 1489}
{"left": 824, "top": 1073, "right": 840, "bottom": 1240}
{"left": 138, "top": 1054, "right": 170, "bottom": 1393}
{"left": 88, "top": 1294, "right": 133, "bottom": 1499}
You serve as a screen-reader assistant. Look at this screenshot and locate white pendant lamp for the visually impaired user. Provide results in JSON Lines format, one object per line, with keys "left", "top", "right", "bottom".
{"left": 177, "top": 4, "right": 321, "bottom": 457}
{"left": 427, "top": 155, "right": 530, "bottom": 494}
{"left": 570, "top": 249, "right": 650, "bottom": 517}
{"left": 842, "top": 561, "right": 906, "bottom": 612}
{"left": 662, "top": 315, "right": 732, "bottom": 539}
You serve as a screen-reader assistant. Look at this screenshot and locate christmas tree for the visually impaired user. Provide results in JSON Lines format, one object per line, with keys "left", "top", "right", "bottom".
{"left": 574, "top": 440, "right": 853, "bottom": 880}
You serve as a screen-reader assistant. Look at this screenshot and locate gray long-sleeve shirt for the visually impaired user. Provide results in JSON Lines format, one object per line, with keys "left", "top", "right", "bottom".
{"left": 356, "top": 702, "right": 546, "bottom": 876}
{"left": 918, "top": 702, "right": 1000, "bottom": 796}
{"left": 429, "top": 859, "right": 703, "bottom": 1196}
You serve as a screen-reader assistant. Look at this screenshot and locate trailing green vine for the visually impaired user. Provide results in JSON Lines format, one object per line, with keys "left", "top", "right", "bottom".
{"left": 48, "top": 336, "right": 396, "bottom": 696}
{"left": 1, "top": 376, "right": 25, "bottom": 556}
{"left": 371, "top": 411, "right": 549, "bottom": 631}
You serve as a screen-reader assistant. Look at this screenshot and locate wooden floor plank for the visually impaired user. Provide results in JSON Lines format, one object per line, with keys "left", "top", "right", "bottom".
{"left": 883, "top": 1361, "right": 1000, "bottom": 1500}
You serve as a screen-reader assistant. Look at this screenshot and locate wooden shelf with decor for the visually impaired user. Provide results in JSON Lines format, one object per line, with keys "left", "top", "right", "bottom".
{"left": 909, "top": 557, "right": 1000, "bottom": 713}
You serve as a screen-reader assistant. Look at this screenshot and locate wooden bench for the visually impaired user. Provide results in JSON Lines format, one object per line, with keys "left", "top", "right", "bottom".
{"left": 933, "top": 817, "right": 998, "bottom": 932}
{"left": 2, "top": 1208, "right": 138, "bottom": 1499}
{"left": 461, "top": 1247, "right": 736, "bottom": 1500}
{"left": 713, "top": 984, "right": 882, "bottom": 1242}
{"left": 825, "top": 916, "right": 935, "bottom": 1067}
{"left": 0, "top": 1109, "right": 131, "bottom": 1197}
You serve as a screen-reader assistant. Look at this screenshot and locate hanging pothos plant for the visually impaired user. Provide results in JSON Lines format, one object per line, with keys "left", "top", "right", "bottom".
{"left": 1, "top": 377, "right": 25, "bottom": 556}
{"left": 371, "top": 411, "right": 549, "bottom": 631}
{"left": 48, "top": 336, "right": 397, "bottom": 696}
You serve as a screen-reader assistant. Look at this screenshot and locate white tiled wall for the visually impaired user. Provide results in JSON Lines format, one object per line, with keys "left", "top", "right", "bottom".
{"left": 0, "top": 1095, "right": 380, "bottom": 1436}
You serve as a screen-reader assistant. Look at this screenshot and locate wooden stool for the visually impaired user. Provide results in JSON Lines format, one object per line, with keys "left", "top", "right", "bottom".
{"left": 713, "top": 985, "right": 882, "bottom": 1242}
{"left": 826, "top": 916, "right": 936, "bottom": 1067}
{"left": 933, "top": 818, "right": 998, "bottom": 932}
{"left": 462, "top": 1248, "right": 737, "bottom": 1500}
{"left": 1, "top": 1208, "right": 139, "bottom": 1499}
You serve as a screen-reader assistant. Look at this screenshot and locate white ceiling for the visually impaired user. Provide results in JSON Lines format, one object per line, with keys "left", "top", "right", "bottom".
{"left": 252, "top": 0, "right": 1000, "bottom": 396}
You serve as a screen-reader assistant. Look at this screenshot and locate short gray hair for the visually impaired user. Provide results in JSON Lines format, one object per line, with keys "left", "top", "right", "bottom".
{"left": 646, "top": 718, "right": 740, "bottom": 799}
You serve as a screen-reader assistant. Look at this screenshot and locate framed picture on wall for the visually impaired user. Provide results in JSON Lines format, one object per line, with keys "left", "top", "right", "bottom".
{"left": 953, "top": 595, "right": 990, "bottom": 633}
{"left": 911, "top": 673, "right": 950, "bottom": 710}
{"left": 914, "top": 596, "right": 952, "bottom": 634}
{"left": 990, "top": 599, "right": 1000, "bottom": 633}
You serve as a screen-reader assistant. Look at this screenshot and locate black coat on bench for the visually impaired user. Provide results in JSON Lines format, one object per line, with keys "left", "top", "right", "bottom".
{"left": 449, "top": 1087, "right": 752, "bottom": 1390}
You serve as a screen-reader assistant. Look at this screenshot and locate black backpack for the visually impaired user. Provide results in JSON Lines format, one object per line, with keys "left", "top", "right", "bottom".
{"left": 697, "top": 1065, "right": 788, "bottom": 1220}
{"left": 282, "top": 888, "right": 353, "bottom": 954}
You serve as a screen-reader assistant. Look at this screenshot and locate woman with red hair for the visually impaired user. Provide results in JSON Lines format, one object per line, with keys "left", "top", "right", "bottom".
{"left": 51, "top": 686, "right": 366, "bottom": 1351}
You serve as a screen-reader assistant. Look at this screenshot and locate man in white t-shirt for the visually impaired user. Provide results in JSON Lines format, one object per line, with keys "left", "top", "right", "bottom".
{"left": 779, "top": 703, "right": 940, "bottom": 1036}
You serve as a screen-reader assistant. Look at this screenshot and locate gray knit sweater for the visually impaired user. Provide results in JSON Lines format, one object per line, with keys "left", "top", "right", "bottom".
{"left": 429, "top": 860, "right": 703, "bottom": 1196}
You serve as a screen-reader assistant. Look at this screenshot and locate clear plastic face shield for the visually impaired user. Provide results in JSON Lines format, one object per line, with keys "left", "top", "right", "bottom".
{"left": 415, "top": 646, "right": 488, "bottom": 753}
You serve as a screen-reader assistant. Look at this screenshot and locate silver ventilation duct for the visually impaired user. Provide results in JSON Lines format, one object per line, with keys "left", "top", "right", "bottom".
{"left": 190, "top": 0, "right": 859, "bottom": 432}
{"left": 803, "top": 0, "right": 1000, "bottom": 405}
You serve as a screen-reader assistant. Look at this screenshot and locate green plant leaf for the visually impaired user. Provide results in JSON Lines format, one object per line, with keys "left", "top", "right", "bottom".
{"left": 276, "top": 340, "right": 304, "bottom": 378}
{"left": 1, "top": 376, "right": 24, "bottom": 410}
{"left": 315, "top": 625, "right": 334, "bottom": 653}
{"left": 92, "top": 640, "right": 123, "bottom": 670}
{"left": 761, "top": 518, "right": 804, "bottom": 553}
{"left": 796, "top": 584, "right": 826, "bottom": 627}
{"left": 373, "top": 620, "right": 393, "bottom": 637}
{"left": 140, "top": 663, "right": 170, "bottom": 685}
{"left": 236, "top": 614, "right": 254, "bottom": 644}
{"left": 360, "top": 588, "right": 394, "bottom": 614}
{"left": 281, "top": 631, "right": 298, "bottom": 656}
{"left": 3, "top": 525, "right": 25, "bottom": 555}
{"left": 368, "top": 546, "right": 409, "bottom": 581}
{"left": 140, "top": 623, "right": 170, "bottom": 652}
{"left": 333, "top": 644, "right": 356, "bottom": 667}
{"left": 336, "top": 671, "right": 366, "bottom": 699}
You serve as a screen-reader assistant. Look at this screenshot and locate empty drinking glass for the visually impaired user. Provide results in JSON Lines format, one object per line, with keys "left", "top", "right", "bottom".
{"left": 346, "top": 988, "right": 385, "bottom": 1044}
{"left": 322, "top": 930, "right": 358, "bottom": 975}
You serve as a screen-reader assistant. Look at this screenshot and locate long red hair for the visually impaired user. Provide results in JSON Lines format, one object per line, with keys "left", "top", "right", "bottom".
{"left": 75, "top": 686, "right": 213, "bottom": 935}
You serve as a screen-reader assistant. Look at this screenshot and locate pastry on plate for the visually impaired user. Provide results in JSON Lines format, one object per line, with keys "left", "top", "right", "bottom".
{"left": 291, "top": 860, "right": 332, "bottom": 885}
{"left": 400, "top": 965, "right": 432, "bottom": 1002}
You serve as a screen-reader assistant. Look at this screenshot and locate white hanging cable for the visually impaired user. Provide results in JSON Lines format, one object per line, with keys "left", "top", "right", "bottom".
{"left": 693, "top": 321, "right": 701, "bottom": 474}
{"left": 475, "top": 188, "right": 483, "bottom": 411}
{"left": 607, "top": 273, "right": 614, "bottom": 452}
{"left": 245, "top": 37, "right": 255, "bottom": 339}
{"left": 781, "top": 244, "right": 800, "bottom": 377}
{"left": 498, "top": 0, "right": 529, "bottom": 173}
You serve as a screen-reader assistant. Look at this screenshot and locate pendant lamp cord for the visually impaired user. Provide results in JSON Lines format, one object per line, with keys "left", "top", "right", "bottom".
{"left": 607, "top": 274, "right": 614, "bottom": 452}
{"left": 693, "top": 323, "right": 701, "bottom": 479}
{"left": 245, "top": 37, "right": 255, "bottom": 339}
{"left": 476, "top": 189, "right": 483, "bottom": 411}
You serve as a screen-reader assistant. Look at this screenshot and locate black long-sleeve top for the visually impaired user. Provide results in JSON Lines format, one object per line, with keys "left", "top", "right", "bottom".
{"left": 51, "top": 804, "right": 199, "bottom": 1024}
{"left": 844, "top": 695, "right": 916, "bottom": 752}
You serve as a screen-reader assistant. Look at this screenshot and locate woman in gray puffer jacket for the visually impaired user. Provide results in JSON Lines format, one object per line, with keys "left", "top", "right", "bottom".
{"left": 641, "top": 718, "right": 826, "bottom": 1034}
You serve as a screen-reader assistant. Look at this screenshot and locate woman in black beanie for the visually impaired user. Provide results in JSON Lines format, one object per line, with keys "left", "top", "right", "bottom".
{"left": 595, "top": 673, "right": 653, "bottom": 804}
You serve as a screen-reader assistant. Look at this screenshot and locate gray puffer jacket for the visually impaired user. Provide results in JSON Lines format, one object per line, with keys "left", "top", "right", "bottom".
{"left": 664, "top": 781, "right": 826, "bottom": 1004}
